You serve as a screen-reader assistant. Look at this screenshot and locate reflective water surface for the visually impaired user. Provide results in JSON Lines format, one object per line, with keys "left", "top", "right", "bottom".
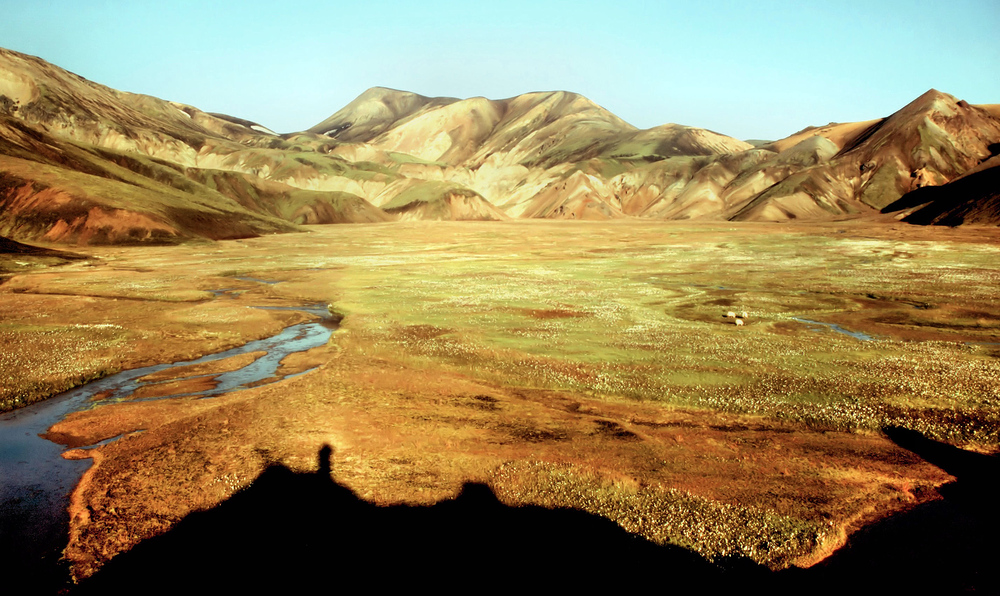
{"left": 0, "top": 303, "right": 335, "bottom": 587}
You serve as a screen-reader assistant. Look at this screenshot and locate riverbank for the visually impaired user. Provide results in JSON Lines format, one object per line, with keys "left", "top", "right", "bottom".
{"left": 0, "top": 297, "right": 336, "bottom": 590}
{"left": 2, "top": 220, "right": 998, "bottom": 589}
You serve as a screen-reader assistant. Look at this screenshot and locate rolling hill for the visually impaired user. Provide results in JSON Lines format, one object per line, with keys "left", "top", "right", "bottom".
{"left": 1, "top": 47, "right": 998, "bottom": 246}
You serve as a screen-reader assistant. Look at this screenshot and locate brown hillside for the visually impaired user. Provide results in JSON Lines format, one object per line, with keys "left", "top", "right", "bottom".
{"left": 884, "top": 155, "right": 1000, "bottom": 225}
{"left": 0, "top": 49, "right": 393, "bottom": 243}
{"left": 3, "top": 47, "right": 999, "bottom": 234}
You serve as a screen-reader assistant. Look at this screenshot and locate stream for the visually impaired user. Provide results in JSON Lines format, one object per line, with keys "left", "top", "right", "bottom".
{"left": 0, "top": 303, "right": 336, "bottom": 588}
{"left": 791, "top": 317, "right": 876, "bottom": 341}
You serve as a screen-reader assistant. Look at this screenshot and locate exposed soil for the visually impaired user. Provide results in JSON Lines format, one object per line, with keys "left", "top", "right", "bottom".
{"left": 1, "top": 220, "right": 997, "bottom": 589}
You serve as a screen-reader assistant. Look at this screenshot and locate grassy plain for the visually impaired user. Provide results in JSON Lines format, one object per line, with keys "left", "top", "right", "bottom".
{"left": 3, "top": 220, "right": 999, "bottom": 579}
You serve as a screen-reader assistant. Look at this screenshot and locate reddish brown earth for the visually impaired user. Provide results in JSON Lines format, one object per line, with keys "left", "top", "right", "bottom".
{"left": 1, "top": 45, "right": 998, "bottom": 591}
{"left": 51, "top": 351, "right": 950, "bottom": 580}
{"left": 4, "top": 220, "right": 995, "bottom": 587}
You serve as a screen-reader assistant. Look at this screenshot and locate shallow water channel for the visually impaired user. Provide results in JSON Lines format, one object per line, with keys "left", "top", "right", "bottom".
{"left": 791, "top": 317, "right": 875, "bottom": 341}
{"left": 0, "top": 303, "right": 336, "bottom": 586}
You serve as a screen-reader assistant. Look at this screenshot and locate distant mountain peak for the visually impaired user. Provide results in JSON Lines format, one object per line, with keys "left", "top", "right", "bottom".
{"left": 893, "top": 88, "right": 965, "bottom": 118}
{"left": 307, "top": 87, "right": 457, "bottom": 141}
{"left": 2, "top": 48, "right": 999, "bottom": 240}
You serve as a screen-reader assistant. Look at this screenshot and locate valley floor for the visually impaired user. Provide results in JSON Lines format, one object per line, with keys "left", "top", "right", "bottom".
{"left": 2, "top": 220, "right": 999, "bottom": 588}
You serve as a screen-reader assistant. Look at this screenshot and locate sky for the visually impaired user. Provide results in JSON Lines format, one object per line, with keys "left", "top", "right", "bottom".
{"left": 2, "top": 0, "right": 998, "bottom": 140}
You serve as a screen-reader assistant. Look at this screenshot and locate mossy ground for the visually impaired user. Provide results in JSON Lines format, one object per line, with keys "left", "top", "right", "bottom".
{"left": 4, "top": 220, "right": 997, "bottom": 579}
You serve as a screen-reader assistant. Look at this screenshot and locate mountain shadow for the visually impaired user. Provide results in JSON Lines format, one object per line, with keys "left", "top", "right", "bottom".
{"left": 882, "top": 162, "right": 1000, "bottom": 226}
{"left": 0, "top": 235, "right": 85, "bottom": 258}
{"left": 72, "top": 445, "right": 763, "bottom": 594}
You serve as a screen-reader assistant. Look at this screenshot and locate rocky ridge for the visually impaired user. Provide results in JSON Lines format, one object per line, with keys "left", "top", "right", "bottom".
{"left": 1, "top": 47, "right": 998, "bottom": 246}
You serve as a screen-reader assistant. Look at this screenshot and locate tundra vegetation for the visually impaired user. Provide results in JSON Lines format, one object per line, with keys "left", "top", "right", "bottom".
{"left": 3, "top": 220, "right": 998, "bottom": 581}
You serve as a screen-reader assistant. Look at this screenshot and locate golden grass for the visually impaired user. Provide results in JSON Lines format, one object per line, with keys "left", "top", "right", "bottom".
{"left": 5, "top": 219, "right": 998, "bottom": 578}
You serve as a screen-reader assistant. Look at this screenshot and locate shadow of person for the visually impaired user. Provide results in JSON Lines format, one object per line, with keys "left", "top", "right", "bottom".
{"left": 74, "top": 445, "right": 756, "bottom": 594}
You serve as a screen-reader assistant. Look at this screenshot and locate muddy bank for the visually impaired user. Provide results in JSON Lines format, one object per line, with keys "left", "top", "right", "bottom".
{"left": 0, "top": 304, "right": 337, "bottom": 591}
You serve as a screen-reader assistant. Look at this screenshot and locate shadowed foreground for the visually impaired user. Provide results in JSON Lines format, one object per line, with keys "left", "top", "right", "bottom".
{"left": 67, "top": 433, "right": 1000, "bottom": 595}
{"left": 792, "top": 427, "right": 1000, "bottom": 593}
{"left": 72, "top": 446, "right": 757, "bottom": 594}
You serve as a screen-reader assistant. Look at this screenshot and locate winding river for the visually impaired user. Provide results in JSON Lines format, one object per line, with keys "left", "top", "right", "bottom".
{"left": 0, "top": 303, "right": 336, "bottom": 587}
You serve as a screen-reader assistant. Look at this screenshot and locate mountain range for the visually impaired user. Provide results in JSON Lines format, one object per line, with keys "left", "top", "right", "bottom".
{"left": 1, "top": 47, "right": 998, "bottom": 245}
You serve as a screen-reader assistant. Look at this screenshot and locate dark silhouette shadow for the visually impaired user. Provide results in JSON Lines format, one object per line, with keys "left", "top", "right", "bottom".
{"left": 73, "top": 446, "right": 761, "bottom": 594}
{"left": 1, "top": 520, "right": 75, "bottom": 596}
{"left": 0, "top": 235, "right": 87, "bottom": 259}
{"left": 881, "top": 164, "right": 1000, "bottom": 226}
{"left": 69, "top": 430, "right": 1000, "bottom": 594}
{"left": 779, "top": 426, "right": 1000, "bottom": 593}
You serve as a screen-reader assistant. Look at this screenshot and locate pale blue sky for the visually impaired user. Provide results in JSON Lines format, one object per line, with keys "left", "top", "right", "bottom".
{"left": 2, "top": 0, "right": 997, "bottom": 140}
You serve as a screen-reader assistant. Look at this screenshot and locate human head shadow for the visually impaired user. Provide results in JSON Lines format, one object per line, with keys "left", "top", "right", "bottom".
{"left": 74, "top": 445, "right": 764, "bottom": 594}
